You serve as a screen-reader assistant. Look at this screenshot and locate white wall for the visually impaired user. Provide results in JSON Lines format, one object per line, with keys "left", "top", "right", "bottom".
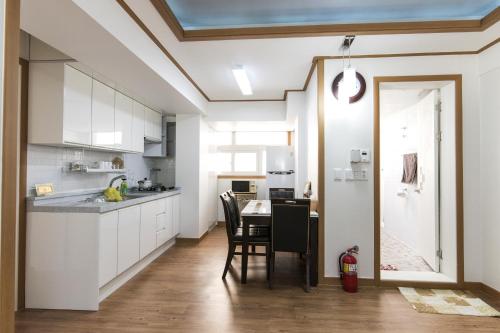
{"left": 206, "top": 101, "right": 286, "bottom": 122}
{"left": 199, "top": 119, "right": 218, "bottom": 234}
{"left": 175, "top": 114, "right": 218, "bottom": 238}
{"left": 323, "top": 55, "right": 480, "bottom": 280}
{"left": 306, "top": 68, "right": 318, "bottom": 199}
{"left": 479, "top": 43, "right": 500, "bottom": 291}
{"left": 176, "top": 115, "right": 201, "bottom": 238}
{"left": 287, "top": 92, "right": 308, "bottom": 195}
{"left": 216, "top": 178, "right": 267, "bottom": 221}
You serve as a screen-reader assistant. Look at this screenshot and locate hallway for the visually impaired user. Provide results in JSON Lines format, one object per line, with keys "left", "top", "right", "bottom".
{"left": 16, "top": 226, "right": 500, "bottom": 333}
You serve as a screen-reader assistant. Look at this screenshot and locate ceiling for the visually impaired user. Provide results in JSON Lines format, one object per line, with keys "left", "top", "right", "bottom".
{"left": 127, "top": 0, "right": 499, "bottom": 100}
{"left": 166, "top": 0, "right": 498, "bottom": 30}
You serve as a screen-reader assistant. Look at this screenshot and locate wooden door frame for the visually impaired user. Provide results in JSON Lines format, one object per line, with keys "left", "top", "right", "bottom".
{"left": 1, "top": 0, "right": 21, "bottom": 332}
{"left": 373, "top": 75, "right": 464, "bottom": 288}
{"left": 17, "top": 58, "right": 29, "bottom": 310}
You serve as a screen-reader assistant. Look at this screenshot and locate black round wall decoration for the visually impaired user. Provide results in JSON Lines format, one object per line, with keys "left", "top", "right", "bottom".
{"left": 331, "top": 71, "right": 366, "bottom": 104}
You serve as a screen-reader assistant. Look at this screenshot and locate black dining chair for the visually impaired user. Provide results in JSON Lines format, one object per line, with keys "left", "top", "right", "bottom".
{"left": 269, "top": 188, "right": 295, "bottom": 199}
{"left": 228, "top": 189, "right": 268, "bottom": 253}
{"left": 220, "top": 192, "right": 271, "bottom": 280}
{"left": 269, "top": 198, "right": 311, "bottom": 292}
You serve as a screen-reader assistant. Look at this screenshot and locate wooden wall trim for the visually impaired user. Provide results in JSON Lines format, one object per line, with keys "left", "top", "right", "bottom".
{"left": 316, "top": 60, "right": 325, "bottom": 284}
{"left": 1, "top": 0, "right": 21, "bottom": 332}
{"left": 115, "top": 0, "right": 210, "bottom": 101}
{"left": 217, "top": 175, "right": 266, "bottom": 180}
{"left": 149, "top": 0, "right": 184, "bottom": 41}
{"left": 373, "top": 75, "right": 464, "bottom": 288}
{"left": 153, "top": 2, "right": 499, "bottom": 41}
{"left": 117, "top": 1, "right": 499, "bottom": 103}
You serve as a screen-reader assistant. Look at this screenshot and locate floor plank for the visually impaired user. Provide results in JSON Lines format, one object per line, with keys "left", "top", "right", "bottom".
{"left": 16, "top": 226, "right": 500, "bottom": 332}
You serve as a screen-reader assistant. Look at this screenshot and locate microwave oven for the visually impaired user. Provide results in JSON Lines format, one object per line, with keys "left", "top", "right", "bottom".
{"left": 231, "top": 180, "right": 256, "bottom": 193}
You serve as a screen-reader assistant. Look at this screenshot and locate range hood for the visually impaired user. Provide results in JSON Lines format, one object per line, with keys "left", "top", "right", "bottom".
{"left": 144, "top": 117, "right": 176, "bottom": 158}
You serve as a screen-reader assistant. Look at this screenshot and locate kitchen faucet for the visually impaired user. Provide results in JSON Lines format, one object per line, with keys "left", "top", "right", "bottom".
{"left": 109, "top": 175, "right": 127, "bottom": 188}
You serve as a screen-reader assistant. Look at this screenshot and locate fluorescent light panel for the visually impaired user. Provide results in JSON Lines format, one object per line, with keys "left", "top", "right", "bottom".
{"left": 232, "top": 66, "right": 253, "bottom": 95}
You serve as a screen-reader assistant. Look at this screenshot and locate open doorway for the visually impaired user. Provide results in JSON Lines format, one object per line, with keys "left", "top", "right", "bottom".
{"left": 374, "top": 76, "right": 464, "bottom": 286}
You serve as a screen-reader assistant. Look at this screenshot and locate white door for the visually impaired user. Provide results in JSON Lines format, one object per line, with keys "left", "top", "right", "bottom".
{"left": 63, "top": 65, "right": 92, "bottom": 145}
{"left": 98, "top": 211, "right": 118, "bottom": 287}
{"left": 132, "top": 101, "right": 145, "bottom": 153}
{"left": 91, "top": 79, "right": 115, "bottom": 148}
{"left": 140, "top": 201, "right": 158, "bottom": 258}
{"left": 117, "top": 206, "right": 141, "bottom": 274}
{"left": 416, "top": 91, "right": 440, "bottom": 271}
{"left": 115, "top": 92, "right": 134, "bottom": 151}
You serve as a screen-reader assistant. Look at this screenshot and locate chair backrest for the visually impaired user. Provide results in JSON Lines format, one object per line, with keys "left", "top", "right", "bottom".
{"left": 269, "top": 188, "right": 295, "bottom": 199}
{"left": 219, "top": 192, "right": 239, "bottom": 240}
{"left": 271, "top": 199, "right": 310, "bottom": 253}
{"left": 227, "top": 189, "right": 241, "bottom": 224}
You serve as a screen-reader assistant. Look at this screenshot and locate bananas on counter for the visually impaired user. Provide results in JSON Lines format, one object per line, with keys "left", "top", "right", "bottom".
{"left": 104, "top": 187, "right": 123, "bottom": 202}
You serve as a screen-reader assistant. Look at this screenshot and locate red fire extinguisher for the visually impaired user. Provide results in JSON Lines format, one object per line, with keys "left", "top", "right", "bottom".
{"left": 339, "top": 245, "right": 359, "bottom": 293}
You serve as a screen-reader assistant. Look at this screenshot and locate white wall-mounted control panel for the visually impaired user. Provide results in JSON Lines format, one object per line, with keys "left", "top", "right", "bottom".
{"left": 350, "top": 149, "right": 371, "bottom": 163}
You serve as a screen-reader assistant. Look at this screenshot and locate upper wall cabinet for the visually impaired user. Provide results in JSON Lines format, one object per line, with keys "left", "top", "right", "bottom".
{"left": 91, "top": 79, "right": 115, "bottom": 149}
{"left": 29, "top": 63, "right": 92, "bottom": 146}
{"left": 115, "top": 92, "right": 134, "bottom": 152}
{"left": 28, "top": 63, "right": 160, "bottom": 154}
{"left": 132, "top": 101, "right": 145, "bottom": 153}
{"left": 144, "top": 107, "right": 162, "bottom": 142}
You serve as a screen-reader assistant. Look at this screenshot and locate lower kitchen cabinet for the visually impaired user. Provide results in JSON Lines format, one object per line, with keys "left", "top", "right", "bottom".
{"left": 173, "top": 194, "right": 180, "bottom": 236}
{"left": 117, "top": 206, "right": 141, "bottom": 274}
{"left": 140, "top": 200, "right": 163, "bottom": 258}
{"left": 99, "top": 211, "right": 118, "bottom": 287}
{"left": 26, "top": 192, "right": 181, "bottom": 311}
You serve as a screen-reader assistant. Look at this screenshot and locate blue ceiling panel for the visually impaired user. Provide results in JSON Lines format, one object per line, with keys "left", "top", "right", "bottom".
{"left": 165, "top": 0, "right": 499, "bottom": 30}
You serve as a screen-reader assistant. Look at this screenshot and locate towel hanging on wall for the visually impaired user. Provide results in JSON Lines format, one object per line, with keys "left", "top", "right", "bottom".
{"left": 401, "top": 153, "right": 418, "bottom": 184}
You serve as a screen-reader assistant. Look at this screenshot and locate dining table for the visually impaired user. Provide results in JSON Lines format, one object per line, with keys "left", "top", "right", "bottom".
{"left": 240, "top": 200, "right": 319, "bottom": 285}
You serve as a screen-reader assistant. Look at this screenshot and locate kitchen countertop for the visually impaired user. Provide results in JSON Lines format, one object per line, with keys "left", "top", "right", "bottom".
{"left": 27, "top": 188, "right": 181, "bottom": 214}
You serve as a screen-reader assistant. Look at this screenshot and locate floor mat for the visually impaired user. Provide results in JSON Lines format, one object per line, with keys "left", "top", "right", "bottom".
{"left": 399, "top": 287, "right": 500, "bottom": 317}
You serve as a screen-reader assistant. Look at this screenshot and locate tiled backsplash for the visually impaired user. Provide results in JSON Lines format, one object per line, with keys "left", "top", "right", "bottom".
{"left": 27, "top": 145, "right": 125, "bottom": 195}
{"left": 27, "top": 144, "right": 176, "bottom": 196}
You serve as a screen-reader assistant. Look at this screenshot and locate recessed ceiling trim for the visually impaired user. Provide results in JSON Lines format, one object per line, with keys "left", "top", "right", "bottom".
{"left": 152, "top": 1, "right": 499, "bottom": 42}
{"left": 118, "top": 1, "right": 499, "bottom": 102}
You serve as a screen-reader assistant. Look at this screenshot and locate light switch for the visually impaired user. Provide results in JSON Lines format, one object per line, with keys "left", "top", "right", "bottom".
{"left": 345, "top": 168, "right": 354, "bottom": 180}
{"left": 334, "top": 168, "right": 344, "bottom": 181}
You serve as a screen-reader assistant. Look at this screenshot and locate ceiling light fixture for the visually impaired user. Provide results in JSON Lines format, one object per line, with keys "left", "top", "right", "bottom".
{"left": 232, "top": 65, "right": 253, "bottom": 96}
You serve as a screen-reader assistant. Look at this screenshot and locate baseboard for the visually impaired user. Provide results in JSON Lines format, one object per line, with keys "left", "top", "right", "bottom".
{"left": 319, "top": 277, "right": 376, "bottom": 287}
{"left": 98, "top": 238, "right": 176, "bottom": 305}
{"left": 176, "top": 228, "right": 211, "bottom": 244}
{"left": 464, "top": 282, "right": 500, "bottom": 297}
{"left": 320, "top": 277, "right": 500, "bottom": 295}
{"left": 217, "top": 221, "right": 225, "bottom": 226}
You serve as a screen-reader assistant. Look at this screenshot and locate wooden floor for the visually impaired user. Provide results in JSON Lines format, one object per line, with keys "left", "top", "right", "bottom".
{"left": 16, "top": 225, "right": 499, "bottom": 333}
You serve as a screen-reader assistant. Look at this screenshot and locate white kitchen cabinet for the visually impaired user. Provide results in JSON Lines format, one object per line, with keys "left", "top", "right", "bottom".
{"left": 117, "top": 206, "right": 141, "bottom": 274}
{"left": 132, "top": 101, "right": 145, "bottom": 153}
{"left": 140, "top": 201, "right": 159, "bottom": 258}
{"left": 144, "top": 107, "right": 162, "bottom": 142}
{"left": 63, "top": 66, "right": 93, "bottom": 145}
{"left": 91, "top": 79, "right": 115, "bottom": 148}
{"left": 156, "top": 213, "right": 169, "bottom": 247}
{"left": 115, "top": 92, "right": 134, "bottom": 151}
{"left": 157, "top": 198, "right": 174, "bottom": 247}
{"left": 28, "top": 63, "right": 92, "bottom": 146}
{"left": 26, "top": 192, "right": 181, "bottom": 311}
{"left": 99, "top": 211, "right": 118, "bottom": 288}
{"left": 173, "top": 194, "right": 181, "bottom": 236}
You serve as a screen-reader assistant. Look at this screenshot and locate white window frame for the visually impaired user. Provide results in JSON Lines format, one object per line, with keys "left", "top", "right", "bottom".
{"left": 217, "top": 145, "right": 266, "bottom": 175}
